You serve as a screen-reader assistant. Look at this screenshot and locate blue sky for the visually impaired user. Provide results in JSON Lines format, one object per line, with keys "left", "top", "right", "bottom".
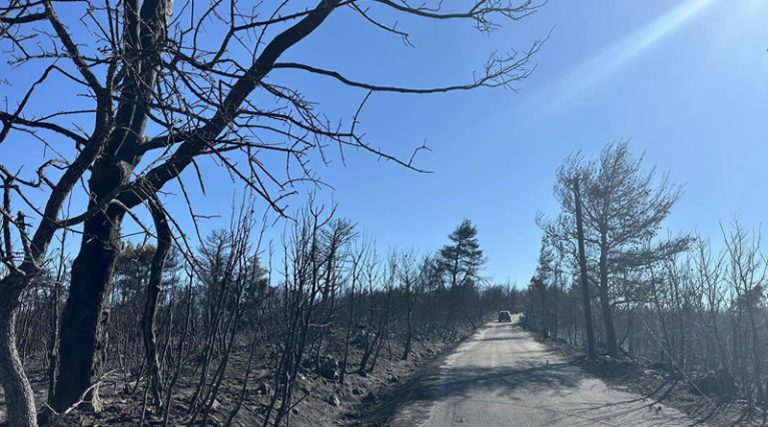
{"left": 274, "top": 0, "right": 768, "bottom": 284}
{"left": 2, "top": 0, "right": 768, "bottom": 285}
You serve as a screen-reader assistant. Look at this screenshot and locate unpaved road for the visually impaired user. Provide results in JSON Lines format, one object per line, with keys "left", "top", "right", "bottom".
{"left": 389, "top": 316, "right": 697, "bottom": 427}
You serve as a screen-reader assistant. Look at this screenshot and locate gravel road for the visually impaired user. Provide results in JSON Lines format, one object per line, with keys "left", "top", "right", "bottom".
{"left": 388, "top": 315, "right": 697, "bottom": 427}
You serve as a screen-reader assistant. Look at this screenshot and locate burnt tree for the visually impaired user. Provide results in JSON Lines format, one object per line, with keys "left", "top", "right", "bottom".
{"left": 0, "top": 0, "right": 543, "bottom": 423}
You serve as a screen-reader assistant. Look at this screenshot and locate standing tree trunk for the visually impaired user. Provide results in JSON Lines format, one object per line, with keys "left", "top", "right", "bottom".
{"left": 339, "top": 251, "right": 361, "bottom": 384}
{"left": 598, "top": 233, "right": 618, "bottom": 358}
{"left": 0, "top": 282, "right": 37, "bottom": 427}
{"left": 402, "top": 278, "right": 414, "bottom": 360}
{"left": 143, "top": 199, "right": 171, "bottom": 410}
{"left": 573, "top": 178, "right": 596, "bottom": 359}
{"left": 47, "top": 233, "right": 67, "bottom": 404}
{"left": 51, "top": 0, "right": 170, "bottom": 410}
{"left": 46, "top": 272, "right": 62, "bottom": 403}
{"left": 51, "top": 203, "right": 125, "bottom": 413}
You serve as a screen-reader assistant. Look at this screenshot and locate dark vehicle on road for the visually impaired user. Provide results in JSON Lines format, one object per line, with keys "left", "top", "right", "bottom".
{"left": 498, "top": 311, "right": 512, "bottom": 323}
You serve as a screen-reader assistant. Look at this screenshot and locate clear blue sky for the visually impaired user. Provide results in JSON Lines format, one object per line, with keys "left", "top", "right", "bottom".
{"left": 271, "top": 0, "right": 768, "bottom": 284}
{"left": 3, "top": 0, "right": 768, "bottom": 286}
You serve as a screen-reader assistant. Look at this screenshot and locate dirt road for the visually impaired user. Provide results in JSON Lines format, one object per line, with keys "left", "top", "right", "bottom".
{"left": 388, "top": 315, "right": 697, "bottom": 426}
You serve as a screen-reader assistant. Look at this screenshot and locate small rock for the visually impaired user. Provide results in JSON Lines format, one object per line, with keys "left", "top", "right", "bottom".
{"left": 210, "top": 398, "right": 222, "bottom": 411}
{"left": 257, "top": 382, "right": 270, "bottom": 395}
{"left": 328, "top": 394, "right": 341, "bottom": 407}
{"left": 345, "top": 410, "right": 361, "bottom": 419}
{"left": 319, "top": 357, "right": 340, "bottom": 380}
{"left": 352, "top": 387, "right": 363, "bottom": 395}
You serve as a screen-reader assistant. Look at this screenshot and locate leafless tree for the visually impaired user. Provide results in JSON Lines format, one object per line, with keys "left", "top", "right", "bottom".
{"left": 0, "top": 0, "right": 544, "bottom": 424}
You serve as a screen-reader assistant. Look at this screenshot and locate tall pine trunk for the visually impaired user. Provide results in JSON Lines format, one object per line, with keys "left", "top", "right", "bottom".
{"left": 598, "top": 234, "right": 617, "bottom": 357}
{"left": 573, "top": 179, "right": 596, "bottom": 359}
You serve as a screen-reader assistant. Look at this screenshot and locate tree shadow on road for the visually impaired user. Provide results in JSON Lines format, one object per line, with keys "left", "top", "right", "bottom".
{"left": 356, "top": 356, "right": 592, "bottom": 426}
{"left": 357, "top": 323, "right": 700, "bottom": 427}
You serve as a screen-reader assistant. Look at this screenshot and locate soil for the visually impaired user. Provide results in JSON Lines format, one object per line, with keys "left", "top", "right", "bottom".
{"left": 0, "top": 325, "right": 479, "bottom": 426}
{"left": 540, "top": 336, "right": 762, "bottom": 426}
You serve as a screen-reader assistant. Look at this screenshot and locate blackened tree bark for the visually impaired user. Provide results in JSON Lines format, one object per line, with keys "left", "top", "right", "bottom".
{"left": 46, "top": 236, "right": 67, "bottom": 403}
{"left": 340, "top": 246, "right": 364, "bottom": 383}
{"left": 52, "top": 190, "right": 129, "bottom": 412}
{"left": 51, "top": 0, "right": 169, "bottom": 410}
{"left": 597, "top": 233, "right": 618, "bottom": 357}
{"left": 143, "top": 199, "right": 172, "bottom": 410}
{"left": 0, "top": 281, "right": 36, "bottom": 427}
{"left": 400, "top": 251, "right": 417, "bottom": 360}
{"left": 573, "top": 178, "right": 597, "bottom": 359}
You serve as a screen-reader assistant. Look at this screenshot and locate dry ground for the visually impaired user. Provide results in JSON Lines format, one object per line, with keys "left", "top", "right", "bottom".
{"left": 0, "top": 326, "right": 478, "bottom": 426}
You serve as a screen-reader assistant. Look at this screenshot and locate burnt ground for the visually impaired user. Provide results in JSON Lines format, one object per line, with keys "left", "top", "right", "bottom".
{"left": 13, "top": 323, "right": 762, "bottom": 426}
{"left": 540, "top": 336, "right": 768, "bottom": 426}
{"left": 0, "top": 325, "right": 479, "bottom": 426}
{"left": 341, "top": 334, "right": 465, "bottom": 427}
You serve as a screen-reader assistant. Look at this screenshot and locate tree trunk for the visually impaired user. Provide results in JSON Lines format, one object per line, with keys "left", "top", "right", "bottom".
{"left": 0, "top": 284, "right": 37, "bottom": 427}
{"left": 46, "top": 281, "right": 61, "bottom": 404}
{"left": 598, "top": 235, "right": 617, "bottom": 357}
{"left": 402, "top": 281, "right": 414, "bottom": 360}
{"left": 51, "top": 0, "right": 168, "bottom": 408}
{"left": 746, "top": 299, "right": 763, "bottom": 401}
{"left": 143, "top": 200, "right": 171, "bottom": 409}
{"left": 339, "top": 271, "right": 356, "bottom": 384}
{"left": 573, "top": 179, "right": 596, "bottom": 359}
{"left": 51, "top": 207, "right": 124, "bottom": 413}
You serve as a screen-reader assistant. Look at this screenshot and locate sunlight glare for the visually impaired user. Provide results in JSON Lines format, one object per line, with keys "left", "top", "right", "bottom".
{"left": 546, "top": 0, "right": 720, "bottom": 109}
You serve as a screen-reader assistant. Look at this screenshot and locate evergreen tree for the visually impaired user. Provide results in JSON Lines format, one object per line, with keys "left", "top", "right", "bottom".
{"left": 438, "top": 219, "right": 486, "bottom": 289}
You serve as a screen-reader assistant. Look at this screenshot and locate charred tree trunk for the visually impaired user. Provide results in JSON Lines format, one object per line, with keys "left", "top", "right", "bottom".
{"left": 46, "top": 275, "right": 62, "bottom": 403}
{"left": 52, "top": 202, "right": 125, "bottom": 413}
{"left": 52, "top": 0, "right": 170, "bottom": 409}
{"left": 46, "top": 237, "right": 67, "bottom": 404}
{"left": 598, "top": 233, "right": 618, "bottom": 358}
{"left": 573, "top": 179, "right": 596, "bottom": 359}
{"left": 339, "top": 265, "right": 357, "bottom": 384}
{"left": 0, "top": 282, "right": 37, "bottom": 427}
{"left": 143, "top": 200, "right": 171, "bottom": 410}
{"left": 402, "top": 279, "right": 414, "bottom": 360}
{"left": 745, "top": 296, "right": 764, "bottom": 401}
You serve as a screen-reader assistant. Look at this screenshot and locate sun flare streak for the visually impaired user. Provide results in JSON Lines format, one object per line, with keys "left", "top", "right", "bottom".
{"left": 546, "top": 0, "right": 719, "bottom": 108}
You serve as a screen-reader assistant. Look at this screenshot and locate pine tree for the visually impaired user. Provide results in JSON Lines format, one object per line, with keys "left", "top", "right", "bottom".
{"left": 438, "top": 219, "right": 486, "bottom": 289}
